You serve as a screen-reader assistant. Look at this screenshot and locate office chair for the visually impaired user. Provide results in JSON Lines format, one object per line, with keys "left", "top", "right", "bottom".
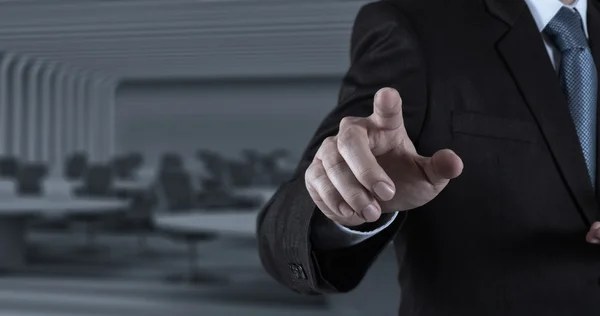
{"left": 16, "top": 163, "right": 48, "bottom": 196}
{"left": 155, "top": 169, "right": 221, "bottom": 284}
{"left": 0, "top": 156, "right": 20, "bottom": 178}
{"left": 196, "top": 177, "right": 262, "bottom": 210}
{"left": 71, "top": 164, "right": 118, "bottom": 252}
{"left": 129, "top": 152, "right": 144, "bottom": 172}
{"left": 159, "top": 152, "right": 184, "bottom": 172}
{"left": 64, "top": 152, "right": 88, "bottom": 180}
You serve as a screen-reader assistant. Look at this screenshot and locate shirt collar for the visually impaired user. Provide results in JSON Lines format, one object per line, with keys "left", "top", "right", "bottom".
{"left": 524, "top": 0, "right": 589, "bottom": 37}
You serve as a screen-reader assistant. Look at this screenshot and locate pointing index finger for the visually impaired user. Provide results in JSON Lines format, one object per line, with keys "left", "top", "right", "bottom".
{"left": 370, "top": 88, "right": 404, "bottom": 130}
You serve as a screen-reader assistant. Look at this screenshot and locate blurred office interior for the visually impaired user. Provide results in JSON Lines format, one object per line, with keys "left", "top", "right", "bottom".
{"left": 0, "top": 0, "right": 399, "bottom": 315}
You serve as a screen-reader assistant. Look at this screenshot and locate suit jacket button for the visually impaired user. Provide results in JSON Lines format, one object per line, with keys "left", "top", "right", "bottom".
{"left": 289, "top": 263, "right": 299, "bottom": 279}
{"left": 296, "top": 264, "right": 307, "bottom": 280}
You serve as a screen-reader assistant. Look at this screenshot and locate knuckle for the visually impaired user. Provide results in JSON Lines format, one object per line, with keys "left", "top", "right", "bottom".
{"left": 337, "top": 125, "right": 363, "bottom": 149}
{"left": 334, "top": 204, "right": 354, "bottom": 220}
{"left": 314, "top": 174, "right": 331, "bottom": 190}
{"left": 324, "top": 159, "right": 347, "bottom": 177}
{"left": 321, "top": 183, "right": 339, "bottom": 199}
{"left": 318, "top": 137, "right": 341, "bottom": 158}
{"left": 339, "top": 116, "right": 358, "bottom": 130}
{"left": 316, "top": 136, "right": 337, "bottom": 157}
{"left": 320, "top": 149, "right": 343, "bottom": 168}
{"left": 304, "top": 164, "right": 316, "bottom": 181}
{"left": 343, "top": 124, "right": 364, "bottom": 137}
{"left": 321, "top": 136, "right": 337, "bottom": 149}
{"left": 356, "top": 166, "right": 377, "bottom": 182}
{"left": 305, "top": 162, "right": 324, "bottom": 182}
{"left": 306, "top": 185, "right": 322, "bottom": 201}
{"left": 345, "top": 189, "right": 368, "bottom": 207}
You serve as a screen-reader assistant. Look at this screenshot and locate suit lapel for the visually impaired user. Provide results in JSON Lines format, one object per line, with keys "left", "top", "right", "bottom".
{"left": 485, "top": 0, "right": 599, "bottom": 225}
{"left": 589, "top": 0, "right": 600, "bottom": 201}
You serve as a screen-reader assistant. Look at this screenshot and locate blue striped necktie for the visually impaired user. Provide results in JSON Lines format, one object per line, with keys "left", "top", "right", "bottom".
{"left": 544, "top": 7, "right": 598, "bottom": 187}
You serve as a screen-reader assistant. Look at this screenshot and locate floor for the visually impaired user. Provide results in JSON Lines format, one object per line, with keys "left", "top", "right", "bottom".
{"left": 0, "top": 227, "right": 405, "bottom": 316}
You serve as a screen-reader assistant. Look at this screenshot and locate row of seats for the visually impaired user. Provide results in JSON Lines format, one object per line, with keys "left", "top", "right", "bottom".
{"left": 64, "top": 152, "right": 144, "bottom": 181}
{"left": 0, "top": 152, "right": 144, "bottom": 196}
{"left": 0, "top": 148, "right": 289, "bottom": 210}
{"left": 196, "top": 148, "right": 294, "bottom": 189}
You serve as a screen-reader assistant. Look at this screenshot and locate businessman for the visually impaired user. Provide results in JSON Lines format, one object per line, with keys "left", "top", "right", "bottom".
{"left": 257, "top": 0, "right": 600, "bottom": 314}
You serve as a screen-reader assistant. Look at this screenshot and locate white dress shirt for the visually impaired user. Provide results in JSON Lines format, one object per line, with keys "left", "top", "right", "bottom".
{"left": 526, "top": 0, "right": 589, "bottom": 70}
{"left": 311, "top": 0, "right": 590, "bottom": 250}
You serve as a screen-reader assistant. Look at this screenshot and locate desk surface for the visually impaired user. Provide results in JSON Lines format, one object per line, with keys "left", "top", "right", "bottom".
{"left": 46, "top": 179, "right": 152, "bottom": 190}
{"left": 154, "top": 211, "right": 259, "bottom": 236}
{"left": 112, "top": 180, "right": 152, "bottom": 190}
{"left": 0, "top": 197, "right": 128, "bottom": 215}
{"left": 232, "top": 188, "right": 276, "bottom": 203}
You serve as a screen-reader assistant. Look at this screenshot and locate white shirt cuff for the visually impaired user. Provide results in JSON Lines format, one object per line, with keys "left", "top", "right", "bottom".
{"left": 310, "top": 211, "right": 398, "bottom": 250}
{"left": 333, "top": 212, "right": 398, "bottom": 236}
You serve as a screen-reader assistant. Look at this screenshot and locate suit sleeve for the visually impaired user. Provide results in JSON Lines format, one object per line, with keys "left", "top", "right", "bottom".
{"left": 256, "top": 0, "right": 427, "bottom": 294}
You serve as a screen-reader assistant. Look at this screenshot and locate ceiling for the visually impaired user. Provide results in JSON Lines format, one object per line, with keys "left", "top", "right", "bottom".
{"left": 0, "top": 0, "right": 366, "bottom": 80}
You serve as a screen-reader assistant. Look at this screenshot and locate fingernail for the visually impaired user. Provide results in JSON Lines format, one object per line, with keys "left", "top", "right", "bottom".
{"left": 373, "top": 182, "right": 395, "bottom": 200}
{"left": 362, "top": 204, "right": 380, "bottom": 222}
{"left": 590, "top": 238, "right": 600, "bottom": 244}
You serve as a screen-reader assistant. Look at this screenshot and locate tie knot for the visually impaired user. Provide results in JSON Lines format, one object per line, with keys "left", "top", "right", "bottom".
{"left": 543, "top": 7, "right": 588, "bottom": 52}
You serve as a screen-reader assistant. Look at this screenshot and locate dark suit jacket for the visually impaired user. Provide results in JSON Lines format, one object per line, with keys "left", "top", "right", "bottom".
{"left": 257, "top": 0, "right": 600, "bottom": 314}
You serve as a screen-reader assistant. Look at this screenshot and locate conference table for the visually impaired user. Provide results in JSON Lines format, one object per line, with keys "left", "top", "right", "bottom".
{"left": 153, "top": 211, "right": 258, "bottom": 238}
{"left": 0, "top": 178, "right": 153, "bottom": 197}
{"left": 152, "top": 210, "right": 259, "bottom": 283}
{"left": 232, "top": 188, "right": 276, "bottom": 205}
{"left": 0, "top": 196, "right": 129, "bottom": 271}
{"left": 112, "top": 180, "right": 152, "bottom": 191}
{"left": 152, "top": 188, "right": 275, "bottom": 239}
{"left": 46, "top": 178, "right": 152, "bottom": 192}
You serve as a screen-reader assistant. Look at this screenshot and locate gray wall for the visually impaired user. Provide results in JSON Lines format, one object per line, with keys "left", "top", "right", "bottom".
{"left": 116, "top": 78, "right": 341, "bottom": 166}
{"left": 0, "top": 0, "right": 365, "bottom": 80}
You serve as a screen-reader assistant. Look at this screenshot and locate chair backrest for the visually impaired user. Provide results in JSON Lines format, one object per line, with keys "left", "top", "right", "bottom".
{"left": 159, "top": 152, "right": 184, "bottom": 172}
{"left": 64, "top": 152, "right": 88, "bottom": 180}
{"left": 228, "top": 160, "right": 253, "bottom": 187}
{"left": 111, "top": 155, "right": 130, "bottom": 179}
{"left": 80, "top": 164, "right": 114, "bottom": 196}
{"left": 129, "top": 152, "right": 144, "bottom": 169}
{"left": 17, "top": 163, "right": 48, "bottom": 196}
{"left": 0, "top": 156, "right": 20, "bottom": 178}
{"left": 197, "top": 151, "right": 231, "bottom": 186}
{"left": 157, "top": 169, "right": 194, "bottom": 211}
{"left": 200, "top": 177, "right": 226, "bottom": 192}
{"left": 112, "top": 152, "right": 144, "bottom": 180}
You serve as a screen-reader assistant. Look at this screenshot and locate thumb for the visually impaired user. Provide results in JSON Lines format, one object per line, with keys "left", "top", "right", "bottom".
{"left": 586, "top": 222, "right": 600, "bottom": 244}
{"left": 416, "top": 149, "right": 463, "bottom": 186}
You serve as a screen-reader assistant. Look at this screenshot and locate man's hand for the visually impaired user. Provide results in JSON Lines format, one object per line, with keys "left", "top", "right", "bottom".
{"left": 586, "top": 222, "right": 600, "bottom": 244}
{"left": 304, "top": 87, "right": 464, "bottom": 227}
